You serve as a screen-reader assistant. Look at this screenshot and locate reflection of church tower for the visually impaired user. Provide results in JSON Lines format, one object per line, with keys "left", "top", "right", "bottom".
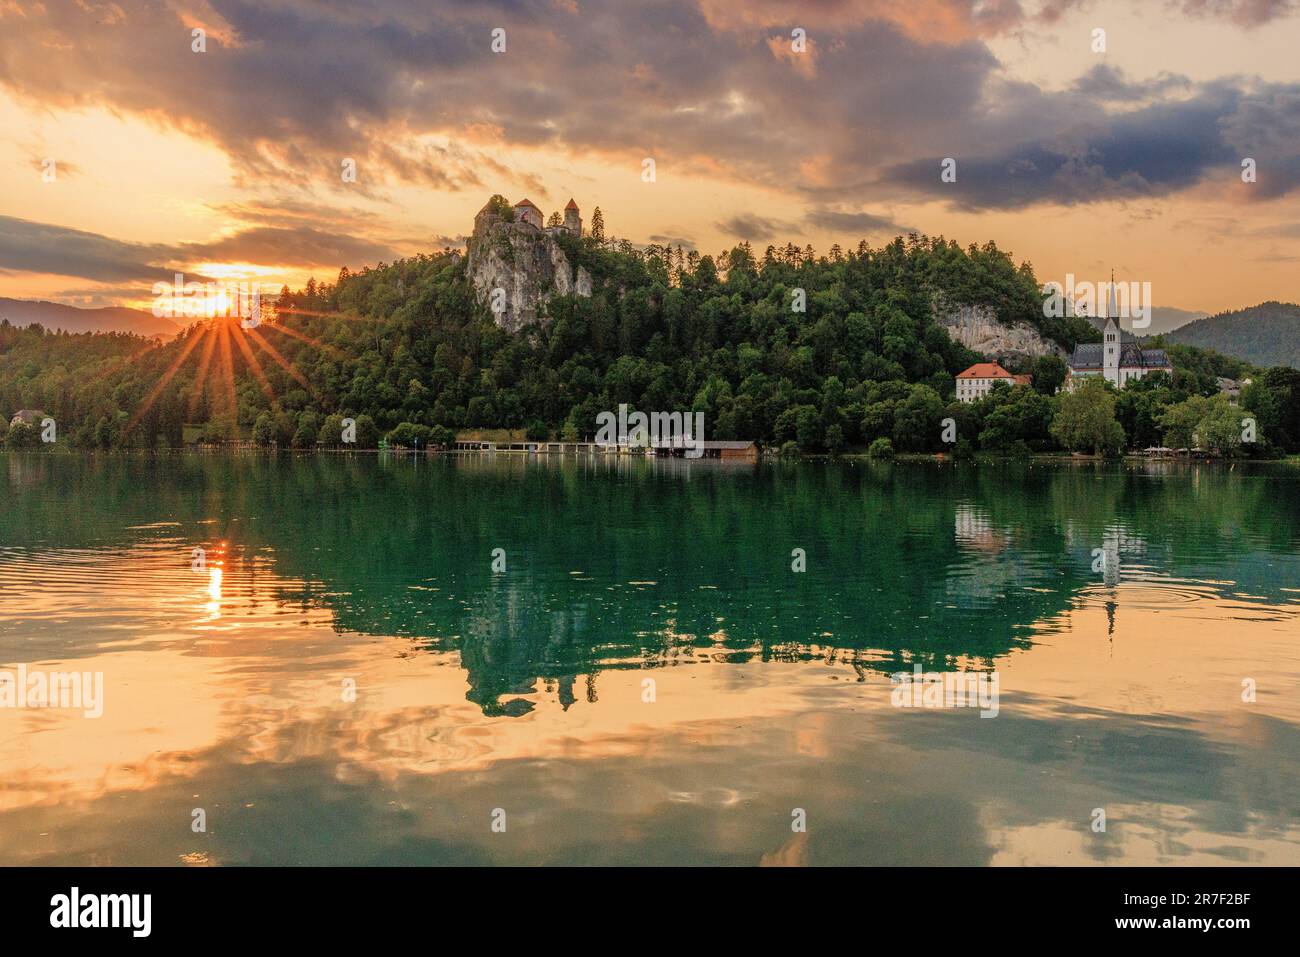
{"left": 1102, "top": 528, "right": 1120, "bottom": 589}
{"left": 563, "top": 198, "right": 582, "bottom": 237}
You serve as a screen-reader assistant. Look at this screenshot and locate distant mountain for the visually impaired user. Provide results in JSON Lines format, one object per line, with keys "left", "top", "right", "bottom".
{"left": 1165, "top": 301, "right": 1300, "bottom": 369}
{"left": 1145, "top": 306, "right": 1206, "bottom": 335}
{"left": 0, "top": 298, "right": 179, "bottom": 338}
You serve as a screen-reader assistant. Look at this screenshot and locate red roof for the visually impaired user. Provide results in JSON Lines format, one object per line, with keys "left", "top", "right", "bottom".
{"left": 956, "top": 363, "right": 1014, "bottom": 379}
{"left": 1013, "top": 374, "right": 1033, "bottom": 386}
{"left": 564, "top": 198, "right": 578, "bottom": 210}
{"left": 515, "top": 198, "right": 540, "bottom": 210}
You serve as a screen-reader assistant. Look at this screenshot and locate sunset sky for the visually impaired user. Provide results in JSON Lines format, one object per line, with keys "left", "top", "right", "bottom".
{"left": 1, "top": 0, "right": 1298, "bottom": 318}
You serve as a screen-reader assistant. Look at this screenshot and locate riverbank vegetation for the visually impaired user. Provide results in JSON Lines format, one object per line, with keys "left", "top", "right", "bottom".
{"left": 2, "top": 222, "right": 1297, "bottom": 457}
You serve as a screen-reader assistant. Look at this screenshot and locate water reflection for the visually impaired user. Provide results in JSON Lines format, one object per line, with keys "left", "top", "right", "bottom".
{"left": 0, "top": 452, "right": 1297, "bottom": 864}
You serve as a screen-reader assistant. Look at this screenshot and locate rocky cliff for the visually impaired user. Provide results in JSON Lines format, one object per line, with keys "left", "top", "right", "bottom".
{"left": 467, "top": 204, "right": 592, "bottom": 332}
{"left": 934, "top": 299, "right": 1065, "bottom": 360}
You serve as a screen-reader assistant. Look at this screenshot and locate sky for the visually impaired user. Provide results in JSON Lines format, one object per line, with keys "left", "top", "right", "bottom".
{"left": 1, "top": 0, "right": 1298, "bottom": 318}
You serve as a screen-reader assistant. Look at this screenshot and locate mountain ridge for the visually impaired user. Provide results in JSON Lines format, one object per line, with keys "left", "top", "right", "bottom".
{"left": 1163, "top": 301, "right": 1300, "bottom": 369}
{"left": 0, "top": 298, "right": 179, "bottom": 338}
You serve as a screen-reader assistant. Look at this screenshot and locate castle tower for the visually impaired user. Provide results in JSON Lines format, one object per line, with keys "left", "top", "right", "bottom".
{"left": 563, "top": 198, "right": 582, "bottom": 237}
{"left": 1103, "top": 269, "right": 1120, "bottom": 385}
{"left": 514, "top": 198, "right": 543, "bottom": 229}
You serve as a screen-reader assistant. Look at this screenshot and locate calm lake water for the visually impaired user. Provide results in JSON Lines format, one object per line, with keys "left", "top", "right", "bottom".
{"left": 1, "top": 452, "right": 1297, "bottom": 865}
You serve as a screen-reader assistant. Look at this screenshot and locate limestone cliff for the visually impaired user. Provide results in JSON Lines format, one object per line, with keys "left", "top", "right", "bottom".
{"left": 933, "top": 298, "right": 1065, "bottom": 360}
{"left": 467, "top": 203, "right": 592, "bottom": 332}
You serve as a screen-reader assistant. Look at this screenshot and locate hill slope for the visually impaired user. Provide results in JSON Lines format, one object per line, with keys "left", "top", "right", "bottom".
{"left": 1167, "top": 302, "right": 1300, "bottom": 369}
{"left": 0, "top": 298, "right": 179, "bottom": 337}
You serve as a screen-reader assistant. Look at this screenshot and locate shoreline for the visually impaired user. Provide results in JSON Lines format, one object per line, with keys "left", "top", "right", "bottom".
{"left": 2, "top": 446, "right": 1295, "bottom": 466}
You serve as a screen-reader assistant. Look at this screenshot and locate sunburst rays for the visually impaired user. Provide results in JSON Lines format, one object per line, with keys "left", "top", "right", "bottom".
{"left": 124, "top": 310, "right": 333, "bottom": 441}
{"left": 124, "top": 323, "right": 211, "bottom": 433}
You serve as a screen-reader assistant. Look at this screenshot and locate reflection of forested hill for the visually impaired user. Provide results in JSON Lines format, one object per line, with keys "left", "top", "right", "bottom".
{"left": 3, "top": 454, "right": 1298, "bottom": 715}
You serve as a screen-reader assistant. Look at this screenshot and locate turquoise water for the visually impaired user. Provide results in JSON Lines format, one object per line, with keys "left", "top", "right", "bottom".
{"left": 1, "top": 453, "right": 1297, "bottom": 864}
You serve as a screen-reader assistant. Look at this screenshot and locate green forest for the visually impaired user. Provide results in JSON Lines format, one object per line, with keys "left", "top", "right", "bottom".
{"left": 2, "top": 213, "right": 1298, "bottom": 457}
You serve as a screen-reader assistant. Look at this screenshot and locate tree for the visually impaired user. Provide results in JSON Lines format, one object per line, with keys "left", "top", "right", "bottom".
{"left": 590, "top": 207, "right": 605, "bottom": 243}
{"left": 318, "top": 413, "right": 346, "bottom": 448}
{"left": 252, "top": 411, "right": 277, "bottom": 446}
{"left": 4, "top": 421, "right": 40, "bottom": 448}
{"left": 1195, "top": 399, "right": 1248, "bottom": 455}
{"left": 353, "top": 414, "right": 380, "bottom": 449}
{"left": 1161, "top": 393, "right": 1251, "bottom": 454}
{"left": 387, "top": 422, "right": 433, "bottom": 448}
{"left": 825, "top": 423, "right": 845, "bottom": 456}
{"left": 1159, "top": 394, "right": 1213, "bottom": 449}
{"left": 292, "top": 411, "right": 322, "bottom": 449}
{"left": 547, "top": 211, "right": 562, "bottom": 228}
{"left": 1032, "top": 355, "right": 1067, "bottom": 395}
{"left": 1051, "top": 378, "right": 1125, "bottom": 455}
{"left": 892, "top": 384, "right": 944, "bottom": 452}
{"left": 868, "top": 437, "right": 894, "bottom": 459}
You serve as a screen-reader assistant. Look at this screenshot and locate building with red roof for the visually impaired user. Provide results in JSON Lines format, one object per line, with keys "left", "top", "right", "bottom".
{"left": 955, "top": 362, "right": 1031, "bottom": 402}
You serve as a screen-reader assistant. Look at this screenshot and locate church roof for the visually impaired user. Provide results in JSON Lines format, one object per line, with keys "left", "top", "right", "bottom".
{"left": 564, "top": 198, "right": 579, "bottom": 210}
{"left": 1069, "top": 342, "right": 1171, "bottom": 371}
{"left": 1071, "top": 343, "right": 1104, "bottom": 370}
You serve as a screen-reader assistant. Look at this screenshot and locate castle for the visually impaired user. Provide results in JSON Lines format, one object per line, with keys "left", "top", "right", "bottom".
{"left": 512, "top": 197, "right": 583, "bottom": 238}
{"left": 467, "top": 194, "right": 592, "bottom": 333}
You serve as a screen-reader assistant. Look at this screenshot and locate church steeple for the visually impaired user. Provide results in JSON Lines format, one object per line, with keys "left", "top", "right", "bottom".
{"left": 1107, "top": 269, "right": 1117, "bottom": 321}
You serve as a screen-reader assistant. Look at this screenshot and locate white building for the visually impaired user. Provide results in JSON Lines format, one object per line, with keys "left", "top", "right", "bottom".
{"left": 955, "top": 362, "right": 1031, "bottom": 403}
{"left": 1067, "top": 276, "right": 1171, "bottom": 389}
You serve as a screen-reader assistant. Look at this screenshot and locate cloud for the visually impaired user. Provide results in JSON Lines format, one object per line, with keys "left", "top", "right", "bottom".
{"left": 805, "top": 209, "right": 915, "bottom": 236}
{"left": 184, "top": 226, "right": 396, "bottom": 269}
{"left": 714, "top": 213, "right": 801, "bottom": 242}
{"left": 648, "top": 234, "right": 697, "bottom": 251}
{"left": 0, "top": 1, "right": 1295, "bottom": 219}
{"left": 1072, "top": 64, "right": 1193, "bottom": 102}
{"left": 0, "top": 215, "right": 190, "bottom": 284}
{"left": 1175, "top": 0, "right": 1299, "bottom": 26}
{"left": 880, "top": 79, "right": 1300, "bottom": 209}
{"left": 0, "top": 214, "right": 400, "bottom": 284}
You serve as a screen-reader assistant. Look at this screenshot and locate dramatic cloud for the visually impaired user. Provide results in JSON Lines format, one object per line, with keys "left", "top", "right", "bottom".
{"left": 882, "top": 79, "right": 1300, "bottom": 209}
{"left": 0, "top": 215, "right": 398, "bottom": 284}
{"left": 1, "top": 0, "right": 1294, "bottom": 215}
{"left": 0, "top": 216, "right": 188, "bottom": 284}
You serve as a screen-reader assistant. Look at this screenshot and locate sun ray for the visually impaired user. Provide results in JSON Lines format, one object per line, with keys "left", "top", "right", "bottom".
{"left": 217, "top": 321, "right": 239, "bottom": 426}
{"left": 261, "top": 321, "right": 350, "bottom": 363}
{"left": 124, "top": 323, "right": 210, "bottom": 434}
{"left": 83, "top": 338, "right": 164, "bottom": 391}
{"left": 188, "top": 321, "right": 220, "bottom": 420}
{"left": 230, "top": 323, "right": 279, "bottom": 410}
{"left": 244, "top": 326, "right": 319, "bottom": 399}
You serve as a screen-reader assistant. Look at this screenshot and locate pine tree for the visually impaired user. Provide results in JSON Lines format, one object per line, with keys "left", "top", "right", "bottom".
{"left": 590, "top": 207, "right": 605, "bottom": 243}
{"left": 547, "top": 211, "right": 562, "bottom": 228}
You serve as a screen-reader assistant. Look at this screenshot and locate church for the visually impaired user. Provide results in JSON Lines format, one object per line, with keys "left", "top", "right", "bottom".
{"left": 1067, "top": 277, "right": 1171, "bottom": 389}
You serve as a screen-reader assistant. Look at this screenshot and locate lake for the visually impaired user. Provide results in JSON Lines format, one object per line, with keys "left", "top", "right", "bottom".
{"left": 1, "top": 452, "right": 1297, "bottom": 865}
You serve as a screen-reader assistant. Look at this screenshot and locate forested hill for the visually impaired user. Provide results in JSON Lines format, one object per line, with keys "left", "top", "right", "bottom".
{"left": 1167, "top": 301, "right": 1300, "bottom": 369}
{"left": 5, "top": 230, "right": 1287, "bottom": 455}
